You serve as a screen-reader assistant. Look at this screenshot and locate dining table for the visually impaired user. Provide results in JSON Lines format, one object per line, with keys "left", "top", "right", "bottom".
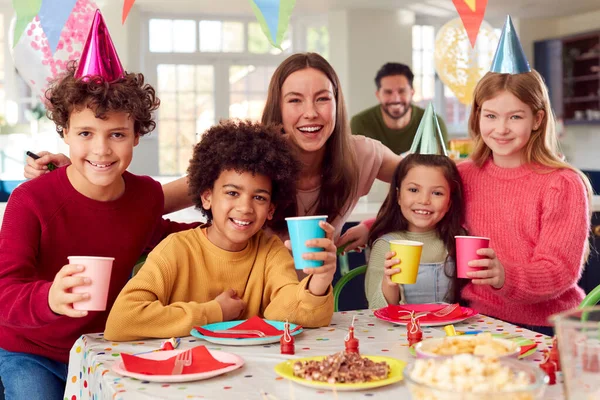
{"left": 64, "top": 309, "right": 565, "bottom": 400}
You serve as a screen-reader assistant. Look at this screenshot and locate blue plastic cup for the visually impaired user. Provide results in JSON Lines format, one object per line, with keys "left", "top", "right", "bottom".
{"left": 286, "top": 215, "right": 328, "bottom": 269}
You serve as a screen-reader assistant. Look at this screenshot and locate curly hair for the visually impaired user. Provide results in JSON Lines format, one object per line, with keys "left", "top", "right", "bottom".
{"left": 187, "top": 120, "right": 300, "bottom": 231}
{"left": 45, "top": 61, "right": 159, "bottom": 137}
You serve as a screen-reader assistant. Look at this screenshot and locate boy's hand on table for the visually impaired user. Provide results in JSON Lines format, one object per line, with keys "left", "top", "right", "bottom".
{"left": 215, "top": 289, "right": 245, "bottom": 321}
{"left": 48, "top": 264, "right": 90, "bottom": 318}
{"left": 304, "top": 221, "right": 337, "bottom": 296}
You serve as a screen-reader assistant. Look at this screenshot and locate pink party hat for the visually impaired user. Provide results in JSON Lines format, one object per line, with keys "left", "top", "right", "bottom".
{"left": 75, "top": 9, "right": 124, "bottom": 82}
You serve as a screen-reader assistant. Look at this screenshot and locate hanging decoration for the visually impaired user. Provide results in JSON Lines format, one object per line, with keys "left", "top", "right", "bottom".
{"left": 12, "top": 0, "right": 42, "bottom": 47}
{"left": 434, "top": 17, "right": 499, "bottom": 105}
{"left": 122, "top": 0, "right": 135, "bottom": 24}
{"left": 249, "top": 0, "right": 295, "bottom": 50}
{"left": 9, "top": 0, "right": 98, "bottom": 100}
{"left": 452, "top": 0, "right": 488, "bottom": 48}
{"left": 38, "top": 0, "right": 78, "bottom": 53}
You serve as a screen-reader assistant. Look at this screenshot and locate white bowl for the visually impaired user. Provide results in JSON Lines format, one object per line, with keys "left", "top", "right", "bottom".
{"left": 404, "top": 355, "right": 548, "bottom": 400}
{"left": 414, "top": 335, "right": 520, "bottom": 359}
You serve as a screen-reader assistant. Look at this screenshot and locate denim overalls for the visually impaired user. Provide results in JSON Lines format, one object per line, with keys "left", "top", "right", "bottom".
{"left": 401, "top": 258, "right": 453, "bottom": 304}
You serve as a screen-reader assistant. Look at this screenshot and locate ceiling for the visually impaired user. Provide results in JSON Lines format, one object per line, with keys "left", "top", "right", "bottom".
{"left": 133, "top": 0, "right": 600, "bottom": 20}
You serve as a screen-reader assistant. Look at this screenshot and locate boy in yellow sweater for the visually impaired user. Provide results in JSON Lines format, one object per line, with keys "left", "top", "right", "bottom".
{"left": 105, "top": 120, "right": 336, "bottom": 341}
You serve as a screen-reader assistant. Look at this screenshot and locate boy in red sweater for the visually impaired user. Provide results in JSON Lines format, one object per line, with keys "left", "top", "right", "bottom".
{"left": 0, "top": 11, "right": 196, "bottom": 400}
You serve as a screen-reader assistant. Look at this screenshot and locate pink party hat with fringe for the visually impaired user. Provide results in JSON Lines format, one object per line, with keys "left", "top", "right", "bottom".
{"left": 75, "top": 9, "right": 124, "bottom": 81}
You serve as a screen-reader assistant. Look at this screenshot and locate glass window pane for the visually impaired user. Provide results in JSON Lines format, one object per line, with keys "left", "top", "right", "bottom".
{"left": 149, "top": 19, "right": 173, "bottom": 52}
{"left": 248, "top": 22, "right": 270, "bottom": 54}
{"left": 158, "top": 120, "right": 178, "bottom": 147}
{"left": 176, "top": 65, "right": 195, "bottom": 92}
{"left": 422, "top": 26, "right": 434, "bottom": 50}
{"left": 178, "top": 145, "right": 194, "bottom": 175}
{"left": 222, "top": 22, "right": 244, "bottom": 52}
{"left": 423, "top": 51, "right": 434, "bottom": 74}
{"left": 157, "top": 64, "right": 176, "bottom": 92}
{"left": 157, "top": 64, "right": 215, "bottom": 174}
{"left": 173, "top": 20, "right": 196, "bottom": 53}
{"left": 199, "top": 20, "right": 222, "bottom": 52}
{"left": 422, "top": 76, "right": 434, "bottom": 100}
{"left": 412, "top": 25, "right": 422, "bottom": 49}
{"left": 196, "top": 66, "right": 214, "bottom": 92}
{"left": 412, "top": 50, "right": 422, "bottom": 73}
{"left": 229, "top": 65, "right": 249, "bottom": 91}
{"left": 196, "top": 94, "right": 214, "bottom": 135}
{"left": 247, "top": 93, "right": 267, "bottom": 121}
{"left": 178, "top": 93, "right": 195, "bottom": 119}
{"left": 413, "top": 76, "right": 422, "bottom": 102}
{"left": 159, "top": 93, "right": 176, "bottom": 119}
{"left": 306, "top": 26, "right": 329, "bottom": 59}
{"left": 248, "top": 67, "right": 267, "bottom": 91}
{"left": 229, "top": 92, "right": 248, "bottom": 119}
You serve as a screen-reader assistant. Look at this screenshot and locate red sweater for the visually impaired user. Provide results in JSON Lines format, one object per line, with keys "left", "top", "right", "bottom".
{"left": 0, "top": 167, "right": 198, "bottom": 363}
{"left": 458, "top": 159, "right": 588, "bottom": 327}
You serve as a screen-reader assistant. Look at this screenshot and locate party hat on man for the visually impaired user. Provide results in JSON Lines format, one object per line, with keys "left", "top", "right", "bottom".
{"left": 75, "top": 9, "right": 125, "bottom": 81}
{"left": 409, "top": 103, "right": 448, "bottom": 156}
{"left": 490, "top": 15, "right": 531, "bottom": 74}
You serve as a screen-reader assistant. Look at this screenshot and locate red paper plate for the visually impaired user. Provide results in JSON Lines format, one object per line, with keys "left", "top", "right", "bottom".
{"left": 374, "top": 304, "right": 478, "bottom": 327}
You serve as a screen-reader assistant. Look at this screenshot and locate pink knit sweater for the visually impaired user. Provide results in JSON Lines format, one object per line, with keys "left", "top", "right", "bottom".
{"left": 458, "top": 159, "right": 588, "bottom": 327}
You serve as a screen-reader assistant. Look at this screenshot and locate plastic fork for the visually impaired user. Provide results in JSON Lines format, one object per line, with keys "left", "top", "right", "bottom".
{"left": 171, "top": 349, "right": 192, "bottom": 375}
{"left": 212, "top": 329, "right": 267, "bottom": 337}
{"left": 398, "top": 303, "right": 460, "bottom": 320}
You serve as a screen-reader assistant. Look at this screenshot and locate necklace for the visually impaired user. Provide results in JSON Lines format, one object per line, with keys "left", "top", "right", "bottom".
{"left": 297, "top": 194, "right": 317, "bottom": 215}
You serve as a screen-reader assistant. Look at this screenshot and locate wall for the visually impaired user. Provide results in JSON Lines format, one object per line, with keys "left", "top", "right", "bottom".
{"left": 328, "top": 9, "right": 414, "bottom": 116}
{"left": 520, "top": 9, "right": 600, "bottom": 170}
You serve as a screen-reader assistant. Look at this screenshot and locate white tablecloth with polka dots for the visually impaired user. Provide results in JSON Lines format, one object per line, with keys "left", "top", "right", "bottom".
{"left": 64, "top": 310, "right": 564, "bottom": 400}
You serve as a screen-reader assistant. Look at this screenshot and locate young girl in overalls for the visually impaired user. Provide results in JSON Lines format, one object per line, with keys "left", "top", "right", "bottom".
{"left": 364, "top": 153, "right": 466, "bottom": 308}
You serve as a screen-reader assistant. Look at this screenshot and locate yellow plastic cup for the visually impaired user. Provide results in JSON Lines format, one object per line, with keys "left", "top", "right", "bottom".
{"left": 389, "top": 240, "right": 423, "bottom": 284}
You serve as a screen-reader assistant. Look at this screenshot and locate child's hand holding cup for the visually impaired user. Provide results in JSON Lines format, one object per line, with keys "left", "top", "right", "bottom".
{"left": 285, "top": 216, "right": 328, "bottom": 270}
{"left": 388, "top": 240, "right": 423, "bottom": 284}
{"left": 68, "top": 256, "right": 114, "bottom": 311}
{"left": 455, "top": 236, "right": 490, "bottom": 278}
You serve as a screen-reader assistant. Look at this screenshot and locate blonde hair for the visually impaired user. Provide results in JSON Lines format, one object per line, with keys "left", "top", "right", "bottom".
{"left": 468, "top": 70, "right": 593, "bottom": 259}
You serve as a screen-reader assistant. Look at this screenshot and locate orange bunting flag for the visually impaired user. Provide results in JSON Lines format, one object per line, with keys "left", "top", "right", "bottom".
{"left": 122, "top": 0, "right": 135, "bottom": 24}
{"left": 452, "top": 0, "right": 488, "bottom": 48}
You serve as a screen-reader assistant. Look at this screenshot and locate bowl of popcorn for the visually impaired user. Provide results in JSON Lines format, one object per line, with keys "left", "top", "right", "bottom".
{"left": 414, "top": 333, "right": 520, "bottom": 359}
{"left": 404, "top": 354, "right": 548, "bottom": 400}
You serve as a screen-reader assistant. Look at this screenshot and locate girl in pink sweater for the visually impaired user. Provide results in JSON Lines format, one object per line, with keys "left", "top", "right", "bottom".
{"left": 458, "top": 70, "right": 593, "bottom": 335}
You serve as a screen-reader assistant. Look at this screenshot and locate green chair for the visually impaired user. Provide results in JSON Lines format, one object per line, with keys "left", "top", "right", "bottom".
{"left": 333, "top": 265, "right": 367, "bottom": 312}
{"left": 131, "top": 254, "right": 148, "bottom": 278}
{"left": 579, "top": 284, "right": 600, "bottom": 308}
{"left": 337, "top": 244, "right": 368, "bottom": 276}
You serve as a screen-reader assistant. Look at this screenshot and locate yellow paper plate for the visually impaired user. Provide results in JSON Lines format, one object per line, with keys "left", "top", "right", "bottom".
{"left": 274, "top": 355, "right": 406, "bottom": 391}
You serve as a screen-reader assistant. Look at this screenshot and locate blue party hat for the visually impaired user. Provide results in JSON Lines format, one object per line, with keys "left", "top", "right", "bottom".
{"left": 409, "top": 103, "right": 448, "bottom": 156}
{"left": 490, "top": 15, "right": 531, "bottom": 74}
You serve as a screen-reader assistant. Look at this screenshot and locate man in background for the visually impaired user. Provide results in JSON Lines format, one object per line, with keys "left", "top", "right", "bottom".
{"left": 351, "top": 62, "right": 449, "bottom": 154}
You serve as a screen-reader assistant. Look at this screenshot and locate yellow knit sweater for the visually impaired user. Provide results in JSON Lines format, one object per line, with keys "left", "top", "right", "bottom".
{"left": 104, "top": 226, "right": 333, "bottom": 341}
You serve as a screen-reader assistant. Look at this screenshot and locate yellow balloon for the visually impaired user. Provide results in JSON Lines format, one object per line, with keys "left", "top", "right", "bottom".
{"left": 434, "top": 18, "right": 499, "bottom": 105}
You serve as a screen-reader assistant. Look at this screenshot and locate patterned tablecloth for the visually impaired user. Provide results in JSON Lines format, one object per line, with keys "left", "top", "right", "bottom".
{"left": 64, "top": 310, "right": 564, "bottom": 400}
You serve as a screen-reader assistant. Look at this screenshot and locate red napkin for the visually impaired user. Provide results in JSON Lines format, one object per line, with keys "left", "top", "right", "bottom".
{"left": 387, "top": 303, "right": 467, "bottom": 323}
{"left": 193, "top": 316, "right": 292, "bottom": 338}
{"left": 120, "top": 346, "right": 234, "bottom": 375}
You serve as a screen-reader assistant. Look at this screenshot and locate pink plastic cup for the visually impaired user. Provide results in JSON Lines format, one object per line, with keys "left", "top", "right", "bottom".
{"left": 455, "top": 236, "right": 490, "bottom": 279}
{"left": 68, "top": 256, "right": 114, "bottom": 311}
